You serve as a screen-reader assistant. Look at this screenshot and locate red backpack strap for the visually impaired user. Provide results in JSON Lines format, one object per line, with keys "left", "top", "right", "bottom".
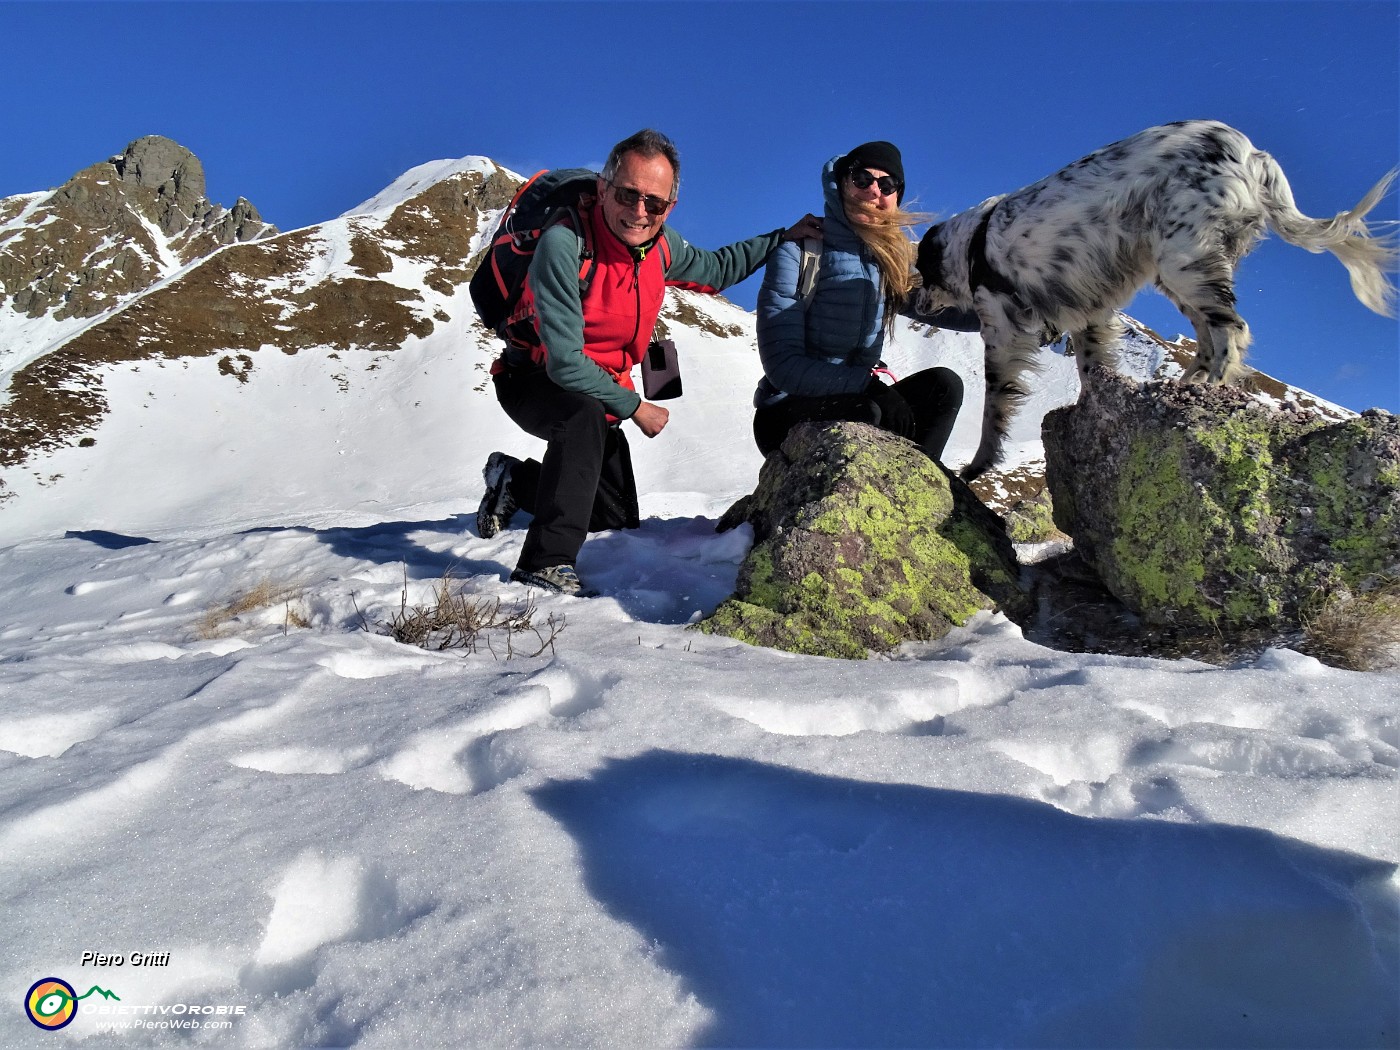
{"left": 573, "top": 198, "right": 598, "bottom": 296}
{"left": 502, "top": 202, "right": 597, "bottom": 335}
{"left": 485, "top": 170, "right": 550, "bottom": 302}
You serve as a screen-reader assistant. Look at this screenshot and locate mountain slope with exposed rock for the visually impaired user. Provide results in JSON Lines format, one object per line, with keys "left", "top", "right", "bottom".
{"left": 0, "top": 137, "right": 276, "bottom": 370}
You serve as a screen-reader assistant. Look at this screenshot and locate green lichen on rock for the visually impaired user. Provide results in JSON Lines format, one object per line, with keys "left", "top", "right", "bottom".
{"left": 1045, "top": 371, "right": 1399, "bottom": 635}
{"left": 1108, "top": 429, "right": 1212, "bottom": 620}
{"left": 699, "top": 422, "right": 1025, "bottom": 659}
{"left": 1285, "top": 417, "right": 1400, "bottom": 579}
{"left": 1106, "top": 408, "right": 1297, "bottom": 625}
{"left": 1003, "top": 488, "right": 1065, "bottom": 544}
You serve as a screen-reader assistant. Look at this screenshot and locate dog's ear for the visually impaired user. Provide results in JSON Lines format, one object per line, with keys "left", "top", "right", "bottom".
{"left": 916, "top": 226, "right": 947, "bottom": 291}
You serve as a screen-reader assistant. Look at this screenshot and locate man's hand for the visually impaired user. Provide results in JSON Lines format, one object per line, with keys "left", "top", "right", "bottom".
{"left": 631, "top": 401, "right": 670, "bottom": 438}
{"left": 781, "top": 213, "right": 823, "bottom": 242}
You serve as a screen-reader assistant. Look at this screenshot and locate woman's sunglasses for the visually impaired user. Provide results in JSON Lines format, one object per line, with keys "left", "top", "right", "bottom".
{"left": 608, "top": 181, "right": 674, "bottom": 216}
{"left": 848, "top": 169, "right": 902, "bottom": 196}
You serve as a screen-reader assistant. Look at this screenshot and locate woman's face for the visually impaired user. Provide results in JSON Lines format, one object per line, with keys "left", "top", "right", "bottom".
{"left": 842, "top": 167, "right": 898, "bottom": 225}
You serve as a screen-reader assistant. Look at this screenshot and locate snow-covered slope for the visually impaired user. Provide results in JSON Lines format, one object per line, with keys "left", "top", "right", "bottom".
{"left": 0, "top": 465, "right": 1393, "bottom": 1048}
{"left": 0, "top": 149, "right": 518, "bottom": 529}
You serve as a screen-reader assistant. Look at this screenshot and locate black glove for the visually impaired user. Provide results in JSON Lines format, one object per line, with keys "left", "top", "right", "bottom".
{"left": 866, "top": 379, "right": 916, "bottom": 439}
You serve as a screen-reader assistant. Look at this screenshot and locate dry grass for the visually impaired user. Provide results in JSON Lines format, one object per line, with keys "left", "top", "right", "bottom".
{"left": 195, "top": 577, "right": 309, "bottom": 639}
{"left": 372, "top": 570, "right": 563, "bottom": 658}
{"left": 1301, "top": 577, "right": 1400, "bottom": 671}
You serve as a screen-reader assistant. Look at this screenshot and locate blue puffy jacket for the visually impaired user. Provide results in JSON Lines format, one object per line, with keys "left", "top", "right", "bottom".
{"left": 755, "top": 156, "right": 887, "bottom": 399}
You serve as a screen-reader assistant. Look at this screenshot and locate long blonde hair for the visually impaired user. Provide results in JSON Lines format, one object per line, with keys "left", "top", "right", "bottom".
{"left": 845, "top": 199, "right": 928, "bottom": 333}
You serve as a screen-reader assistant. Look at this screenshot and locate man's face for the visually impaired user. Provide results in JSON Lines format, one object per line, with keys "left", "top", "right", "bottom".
{"left": 597, "top": 151, "right": 676, "bottom": 248}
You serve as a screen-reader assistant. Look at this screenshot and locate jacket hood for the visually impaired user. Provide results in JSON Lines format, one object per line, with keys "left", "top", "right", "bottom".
{"left": 822, "top": 157, "right": 863, "bottom": 257}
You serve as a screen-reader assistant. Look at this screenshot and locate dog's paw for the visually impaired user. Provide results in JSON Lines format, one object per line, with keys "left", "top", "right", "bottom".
{"left": 960, "top": 460, "right": 991, "bottom": 483}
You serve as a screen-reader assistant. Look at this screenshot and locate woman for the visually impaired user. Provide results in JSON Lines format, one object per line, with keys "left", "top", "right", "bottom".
{"left": 753, "top": 140, "right": 969, "bottom": 460}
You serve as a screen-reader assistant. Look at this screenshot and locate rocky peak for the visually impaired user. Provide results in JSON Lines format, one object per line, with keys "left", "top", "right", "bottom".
{"left": 110, "top": 135, "right": 207, "bottom": 235}
{"left": 0, "top": 135, "right": 277, "bottom": 324}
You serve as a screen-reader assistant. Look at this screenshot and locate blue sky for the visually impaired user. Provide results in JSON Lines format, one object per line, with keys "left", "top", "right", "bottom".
{"left": 4, "top": 1, "right": 1397, "bottom": 411}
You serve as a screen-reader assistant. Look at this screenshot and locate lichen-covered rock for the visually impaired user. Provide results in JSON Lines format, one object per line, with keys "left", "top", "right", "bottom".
{"left": 1044, "top": 369, "right": 1399, "bottom": 631}
{"left": 1001, "top": 486, "right": 1067, "bottom": 544}
{"left": 700, "top": 422, "right": 1026, "bottom": 658}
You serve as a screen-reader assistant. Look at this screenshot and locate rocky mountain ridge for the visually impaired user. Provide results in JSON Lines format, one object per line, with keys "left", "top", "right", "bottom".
{"left": 1, "top": 136, "right": 275, "bottom": 327}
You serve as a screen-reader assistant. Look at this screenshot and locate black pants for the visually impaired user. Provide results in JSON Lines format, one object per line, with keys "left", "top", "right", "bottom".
{"left": 752, "top": 366, "right": 964, "bottom": 460}
{"left": 493, "top": 368, "right": 640, "bottom": 572}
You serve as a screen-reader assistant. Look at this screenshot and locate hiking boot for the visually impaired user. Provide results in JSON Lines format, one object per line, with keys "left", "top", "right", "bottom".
{"left": 509, "top": 564, "right": 598, "bottom": 598}
{"left": 476, "top": 452, "right": 520, "bottom": 538}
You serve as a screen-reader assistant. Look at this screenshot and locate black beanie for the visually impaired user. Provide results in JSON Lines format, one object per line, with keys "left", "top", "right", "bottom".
{"left": 837, "top": 140, "right": 905, "bottom": 200}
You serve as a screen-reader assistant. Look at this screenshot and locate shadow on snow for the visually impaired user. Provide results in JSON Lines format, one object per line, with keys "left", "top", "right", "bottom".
{"left": 533, "top": 750, "right": 1399, "bottom": 1049}
{"left": 306, "top": 512, "right": 745, "bottom": 626}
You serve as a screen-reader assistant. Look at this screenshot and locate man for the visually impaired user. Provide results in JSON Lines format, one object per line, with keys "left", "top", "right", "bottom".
{"left": 478, "top": 129, "right": 821, "bottom": 596}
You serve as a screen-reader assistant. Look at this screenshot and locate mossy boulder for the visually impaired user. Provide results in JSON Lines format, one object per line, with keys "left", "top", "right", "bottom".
{"left": 1044, "top": 370, "right": 1399, "bottom": 632}
{"left": 1002, "top": 486, "right": 1067, "bottom": 544}
{"left": 700, "top": 421, "right": 1027, "bottom": 658}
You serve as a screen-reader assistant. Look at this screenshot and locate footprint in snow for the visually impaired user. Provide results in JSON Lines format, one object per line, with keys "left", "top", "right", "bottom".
{"left": 240, "top": 851, "right": 406, "bottom": 995}
{"left": 377, "top": 662, "right": 611, "bottom": 794}
{"left": 83, "top": 641, "right": 190, "bottom": 663}
{"left": 1133, "top": 725, "right": 1373, "bottom": 777}
{"left": 64, "top": 577, "right": 131, "bottom": 596}
{"left": 230, "top": 746, "right": 372, "bottom": 776}
{"left": 0, "top": 706, "right": 117, "bottom": 758}
{"left": 315, "top": 646, "right": 442, "bottom": 680}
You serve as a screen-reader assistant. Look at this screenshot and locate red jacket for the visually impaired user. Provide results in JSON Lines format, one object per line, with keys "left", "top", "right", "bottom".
{"left": 554, "top": 206, "right": 668, "bottom": 392}
{"left": 509, "top": 204, "right": 785, "bottom": 419}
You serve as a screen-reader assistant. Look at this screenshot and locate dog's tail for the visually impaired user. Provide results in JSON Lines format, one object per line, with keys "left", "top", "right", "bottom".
{"left": 1251, "top": 150, "right": 1398, "bottom": 317}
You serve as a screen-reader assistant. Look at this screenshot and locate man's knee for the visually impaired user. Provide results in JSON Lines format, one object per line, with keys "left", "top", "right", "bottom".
{"left": 547, "top": 393, "right": 609, "bottom": 444}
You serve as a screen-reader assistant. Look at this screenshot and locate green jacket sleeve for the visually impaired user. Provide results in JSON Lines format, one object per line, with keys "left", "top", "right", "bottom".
{"left": 530, "top": 222, "right": 642, "bottom": 419}
{"left": 662, "top": 227, "right": 787, "bottom": 292}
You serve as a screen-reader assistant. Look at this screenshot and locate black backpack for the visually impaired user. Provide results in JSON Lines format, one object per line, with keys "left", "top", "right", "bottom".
{"left": 469, "top": 168, "right": 600, "bottom": 341}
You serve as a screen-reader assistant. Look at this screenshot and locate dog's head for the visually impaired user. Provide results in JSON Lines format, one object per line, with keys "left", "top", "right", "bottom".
{"left": 914, "top": 224, "right": 957, "bottom": 314}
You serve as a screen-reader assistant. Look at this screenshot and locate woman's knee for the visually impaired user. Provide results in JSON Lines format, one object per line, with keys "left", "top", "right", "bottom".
{"left": 904, "top": 366, "right": 964, "bottom": 409}
{"left": 936, "top": 367, "right": 964, "bottom": 407}
{"left": 753, "top": 409, "right": 787, "bottom": 457}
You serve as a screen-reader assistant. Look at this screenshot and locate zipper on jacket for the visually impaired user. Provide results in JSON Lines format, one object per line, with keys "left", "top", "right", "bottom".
{"left": 629, "top": 254, "right": 643, "bottom": 346}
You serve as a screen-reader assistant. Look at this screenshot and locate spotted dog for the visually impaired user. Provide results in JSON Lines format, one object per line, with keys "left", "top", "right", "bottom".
{"left": 915, "top": 120, "right": 1397, "bottom": 480}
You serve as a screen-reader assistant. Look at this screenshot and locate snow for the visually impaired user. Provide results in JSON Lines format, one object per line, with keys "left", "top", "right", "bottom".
{"left": 1, "top": 266, "right": 1397, "bottom": 1045}
{"left": 342, "top": 156, "right": 502, "bottom": 221}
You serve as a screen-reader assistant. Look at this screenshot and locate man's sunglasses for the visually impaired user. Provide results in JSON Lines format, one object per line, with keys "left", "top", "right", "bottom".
{"left": 848, "top": 169, "right": 902, "bottom": 196}
{"left": 608, "top": 181, "right": 674, "bottom": 216}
